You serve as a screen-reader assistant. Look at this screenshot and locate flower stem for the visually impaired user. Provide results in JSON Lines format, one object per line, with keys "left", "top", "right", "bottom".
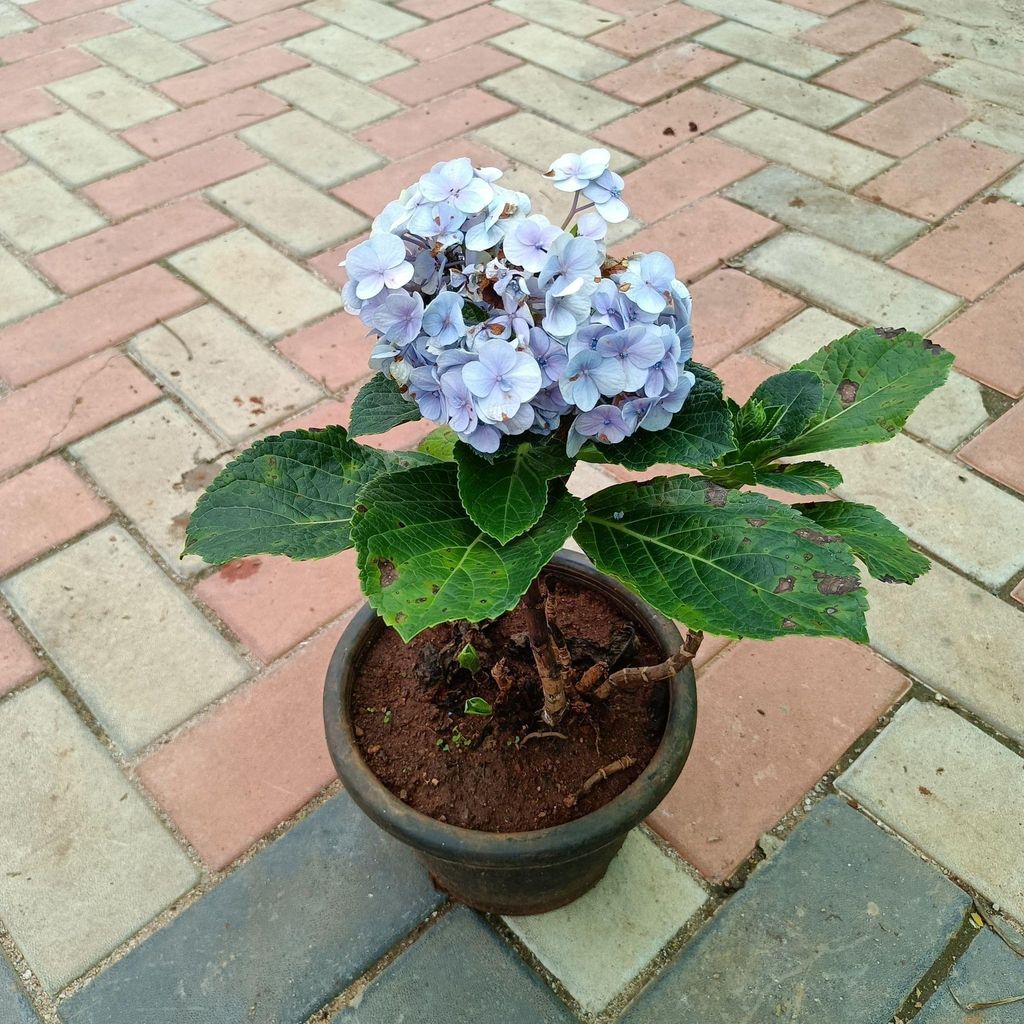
{"left": 523, "top": 576, "right": 569, "bottom": 725}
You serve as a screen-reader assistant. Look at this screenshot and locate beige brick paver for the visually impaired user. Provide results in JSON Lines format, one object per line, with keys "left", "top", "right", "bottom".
{"left": 1, "top": 0, "right": 1023, "bottom": 1011}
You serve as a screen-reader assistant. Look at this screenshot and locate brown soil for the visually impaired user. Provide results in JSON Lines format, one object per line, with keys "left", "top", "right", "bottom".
{"left": 350, "top": 573, "right": 669, "bottom": 832}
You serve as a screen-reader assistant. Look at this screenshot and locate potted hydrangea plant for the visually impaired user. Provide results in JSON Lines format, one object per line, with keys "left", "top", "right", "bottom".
{"left": 184, "top": 151, "right": 952, "bottom": 915}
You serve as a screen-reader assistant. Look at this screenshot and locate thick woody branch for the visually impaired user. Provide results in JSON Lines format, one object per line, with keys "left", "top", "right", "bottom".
{"left": 523, "top": 577, "right": 570, "bottom": 725}
{"left": 590, "top": 630, "right": 704, "bottom": 701}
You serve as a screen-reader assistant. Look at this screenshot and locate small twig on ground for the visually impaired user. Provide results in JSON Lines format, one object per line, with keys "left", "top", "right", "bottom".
{"left": 947, "top": 984, "right": 1024, "bottom": 1012}
{"left": 974, "top": 899, "right": 1024, "bottom": 957}
{"left": 521, "top": 730, "right": 568, "bottom": 745}
{"left": 564, "top": 755, "right": 637, "bottom": 807}
{"left": 590, "top": 630, "right": 704, "bottom": 700}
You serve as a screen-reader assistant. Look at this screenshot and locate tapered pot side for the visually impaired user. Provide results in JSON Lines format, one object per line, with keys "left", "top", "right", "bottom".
{"left": 323, "top": 550, "right": 698, "bottom": 915}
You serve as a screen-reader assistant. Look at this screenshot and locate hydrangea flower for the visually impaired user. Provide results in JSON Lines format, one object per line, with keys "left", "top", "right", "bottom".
{"left": 338, "top": 152, "right": 698, "bottom": 457}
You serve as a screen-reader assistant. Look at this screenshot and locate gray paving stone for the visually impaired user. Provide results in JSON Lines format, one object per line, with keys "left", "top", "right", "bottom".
{"left": 60, "top": 793, "right": 444, "bottom": 1024}
{"left": 754, "top": 307, "right": 855, "bottom": 367}
{"left": 708, "top": 62, "right": 864, "bottom": 129}
{"left": 695, "top": 21, "right": 838, "bottom": 79}
{"left": 715, "top": 110, "right": 893, "bottom": 189}
{"left": 932, "top": 59, "right": 1024, "bottom": 115}
{"left": 168, "top": 229, "right": 342, "bottom": 339}
{"left": 727, "top": 165, "right": 923, "bottom": 257}
{"left": 130, "top": 305, "right": 323, "bottom": 442}
{"left": 829, "top": 433, "right": 1024, "bottom": 588}
{"left": 620, "top": 796, "right": 971, "bottom": 1024}
{"left": 744, "top": 232, "right": 961, "bottom": 332}
{"left": 286, "top": 25, "right": 413, "bottom": 82}
{"left": 495, "top": 0, "right": 618, "bottom": 37}
{"left": 688, "top": 0, "right": 822, "bottom": 37}
{"left": 261, "top": 66, "right": 399, "bottom": 131}
{"left": 240, "top": 110, "right": 381, "bottom": 189}
{"left": 6, "top": 113, "right": 143, "bottom": 188}
{"left": 907, "top": 17, "right": 1024, "bottom": 76}
{"left": 0, "top": 165, "right": 106, "bottom": 253}
{"left": 208, "top": 164, "right": 367, "bottom": 255}
{"left": 0, "top": 247, "right": 56, "bottom": 327}
{"left": 958, "top": 104, "right": 1024, "bottom": 155}
{"left": 333, "top": 907, "right": 574, "bottom": 1023}
{"left": 915, "top": 920, "right": 1024, "bottom": 1023}
{"left": 864, "top": 559, "right": 1024, "bottom": 745}
{"left": 1, "top": 526, "right": 249, "bottom": 754}
{"left": 491, "top": 24, "right": 626, "bottom": 82}
{"left": 904, "top": 369, "right": 988, "bottom": 450}
{"left": 47, "top": 68, "right": 176, "bottom": 131}
{"left": 505, "top": 830, "right": 707, "bottom": 1014}
{"left": 304, "top": 0, "right": 423, "bottom": 39}
{"left": 998, "top": 165, "right": 1024, "bottom": 203}
{"left": 483, "top": 63, "right": 631, "bottom": 131}
{"left": 0, "top": 3, "right": 34, "bottom": 36}
{"left": 119, "top": 0, "right": 227, "bottom": 40}
{"left": 0, "top": 681, "right": 198, "bottom": 994}
{"left": 83, "top": 28, "right": 204, "bottom": 83}
{"left": 838, "top": 700, "right": 1024, "bottom": 923}
{"left": 0, "top": 953, "right": 39, "bottom": 1023}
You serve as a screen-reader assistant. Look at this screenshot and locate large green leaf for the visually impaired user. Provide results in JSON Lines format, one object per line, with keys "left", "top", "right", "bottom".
{"left": 183, "top": 426, "right": 431, "bottom": 564}
{"left": 352, "top": 463, "right": 584, "bottom": 640}
{"left": 418, "top": 425, "right": 458, "bottom": 461}
{"left": 754, "top": 461, "right": 844, "bottom": 495}
{"left": 348, "top": 373, "right": 422, "bottom": 438}
{"left": 779, "top": 327, "right": 953, "bottom": 456}
{"left": 596, "top": 377, "right": 736, "bottom": 471}
{"left": 730, "top": 370, "right": 823, "bottom": 462}
{"left": 454, "top": 436, "right": 574, "bottom": 543}
{"left": 575, "top": 475, "right": 868, "bottom": 642}
{"left": 795, "top": 500, "right": 931, "bottom": 583}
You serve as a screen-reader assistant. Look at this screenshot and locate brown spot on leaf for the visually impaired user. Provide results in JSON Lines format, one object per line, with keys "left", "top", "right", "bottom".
{"left": 795, "top": 528, "right": 842, "bottom": 544}
{"left": 774, "top": 576, "right": 795, "bottom": 594}
{"left": 704, "top": 482, "right": 729, "bottom": 507}
{"left": 430, "top": 584, "right": 440, "bottom": 595}
{"left": 781, "top": 618, "right": 797, "bottom": 629}
{"left": 837, "top": 378, "right": 859, "bottom": 406}
{"left": 746, "top": 517, "right": 767, "bottom": 527}
{"left": 922, "top": 338, "right": 946, "bottom": 355}
{"left": 873, "top": 327, "right": 906, "bottom": 340}
{"left": 355, "top": 503, "right": 368, "bottom": 514}
{"left": 376, "top": 558, "right": 397, "bottom": 587}
{"left": 813, "top": 571, "right": 860, "bottom": 595}
{"left": 878, "top": 574, "right": 908, "bottom": 584}
{"left": 219, "top": 559, "right": 261, "bottom": 582}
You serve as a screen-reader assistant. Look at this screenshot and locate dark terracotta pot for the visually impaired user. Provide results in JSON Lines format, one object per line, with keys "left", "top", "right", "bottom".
{"left": 323, "top": 550, "right": 698, "bottom": 916}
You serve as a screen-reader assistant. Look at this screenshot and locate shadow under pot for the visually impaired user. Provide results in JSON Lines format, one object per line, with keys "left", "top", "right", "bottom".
{"left": 323, "top": 550, "right": 698, "bottom": 916}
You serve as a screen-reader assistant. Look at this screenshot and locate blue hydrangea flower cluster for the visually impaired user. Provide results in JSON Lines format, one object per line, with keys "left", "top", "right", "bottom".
{"left": 341, "top": 149, "right": 696, "bottom": 456}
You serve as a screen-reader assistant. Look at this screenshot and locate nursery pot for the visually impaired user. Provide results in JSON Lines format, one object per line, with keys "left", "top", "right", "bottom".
{"left": 323, "top": 550, "right": 698, "bottom": 916}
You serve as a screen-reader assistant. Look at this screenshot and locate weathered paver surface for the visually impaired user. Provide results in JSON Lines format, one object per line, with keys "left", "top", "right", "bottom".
{"left": 0, "top": 0, "right": 1022, "bottom": 1020}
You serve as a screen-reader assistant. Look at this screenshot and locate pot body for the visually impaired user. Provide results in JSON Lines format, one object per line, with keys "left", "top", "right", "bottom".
{"left": 323, "top": 550, "right": 698, "bottom": 916}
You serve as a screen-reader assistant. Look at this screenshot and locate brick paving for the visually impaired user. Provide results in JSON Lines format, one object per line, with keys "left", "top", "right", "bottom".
{"left": 0, "top": 0, "right": 1022, "bottom": 1020}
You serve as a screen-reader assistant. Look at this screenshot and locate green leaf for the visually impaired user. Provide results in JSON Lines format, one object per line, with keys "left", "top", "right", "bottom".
{"left": 753, "top": 461, "right": 844, "bottom": 495}
{"left": 686, "top": 360, "right": 723, "bottom": 396}
{"left": 183, "top": 426, "right": 433, "bottom": 564}
{"left": 596, "top": 377, "right": 736, "bottom": 471}
{"left": 458, "top": 644, "right": 482, "bottom": 673}
{"left": 454, "top": 437, "right": 573, "bottom": 543}
{"left": 795, "top": 500, "right": 931, "bottom": 583}
{"left": 352, "top": 463, "right": 584, "bottom": 641}
{"left": 348, "top": 374, "right": 422, "bottom": 438}
{"left": 780, "top": 327, "right": 954, "bottom": 457}
{"left": 419, "top": 426, "right": 458, "bottom": 461}
{"left": 731, "top": 370, "right": 823, "bottom": 461}
{"left": 574, "top": 475, "right": 868, "bottom": 642}
{"left": 464, "top": 696, "right": 492, "bottom": 716}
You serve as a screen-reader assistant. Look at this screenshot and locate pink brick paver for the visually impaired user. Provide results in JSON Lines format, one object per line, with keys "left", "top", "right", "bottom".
{"left": 0, "top": 265, "right": 201, "bottom": 385}
{"left": 621, "top": 196, "right": 780, "bottom": 282}
{"left": 595, "top": 86, "right": 747, "bottom": 158}
{"left": 648, "top": 636, "right": 910, "bottom": 881}
{"left": 888, "top": 200, "right": 1024, "bottom": 300}
{"left": 82, "top": 136, "right": 268, "bottom": 219}
{"left": 0, "top": 617, "right": 42, "bottom": 697}
{"left": 594, "top": 43, "right": 734, "bottom": 105}
{"left": 592, "top": 4, "right": 718, "bottom": 58}
{"left": 813, "top": 38, "right": 936, "bottom": 102}
{"left": 835, "top": 84, "right": 970, "bottom": 158}
{"left": 799, "top": 1, "right": 908, "bottom": 54}
{"left": 959, "top": 402, "right": 1024, "bottom": 496}
{"left": 194, "top": 550, "right": 362, "bottom": 664}
{"left": 33, "top": 199, "right": 235, "bottom": 294}
{"left": 0, "top": 459, "right": 108, "bottom": 576}
{"left": 931, "top": 275, "right": 1024, "bottom": 398}
{"left": 858, "top": 138, "right": 1021, "bottom": 221}
{"left": 136, "top": 623, "right": 346, "bottom": 870}
{"left": 690, "top": 269, "right": 803, "bottom": 365}
{"left": 1, "top": 2, "right": 1023, "bottom": 1014}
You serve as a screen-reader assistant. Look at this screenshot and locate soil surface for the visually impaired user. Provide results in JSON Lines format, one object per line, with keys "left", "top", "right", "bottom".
{"left": 350, "top": 573, "right": 669, "bottom": 832}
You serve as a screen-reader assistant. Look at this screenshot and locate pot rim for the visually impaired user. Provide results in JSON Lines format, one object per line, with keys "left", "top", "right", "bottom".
{"left": 323, "top": 550, "right": 697, "bottom": 867}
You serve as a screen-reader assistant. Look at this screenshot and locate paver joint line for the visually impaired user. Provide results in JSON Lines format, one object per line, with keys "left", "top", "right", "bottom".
{"left": 0, "top": 1, "right": 1022, "bottom": 1021}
